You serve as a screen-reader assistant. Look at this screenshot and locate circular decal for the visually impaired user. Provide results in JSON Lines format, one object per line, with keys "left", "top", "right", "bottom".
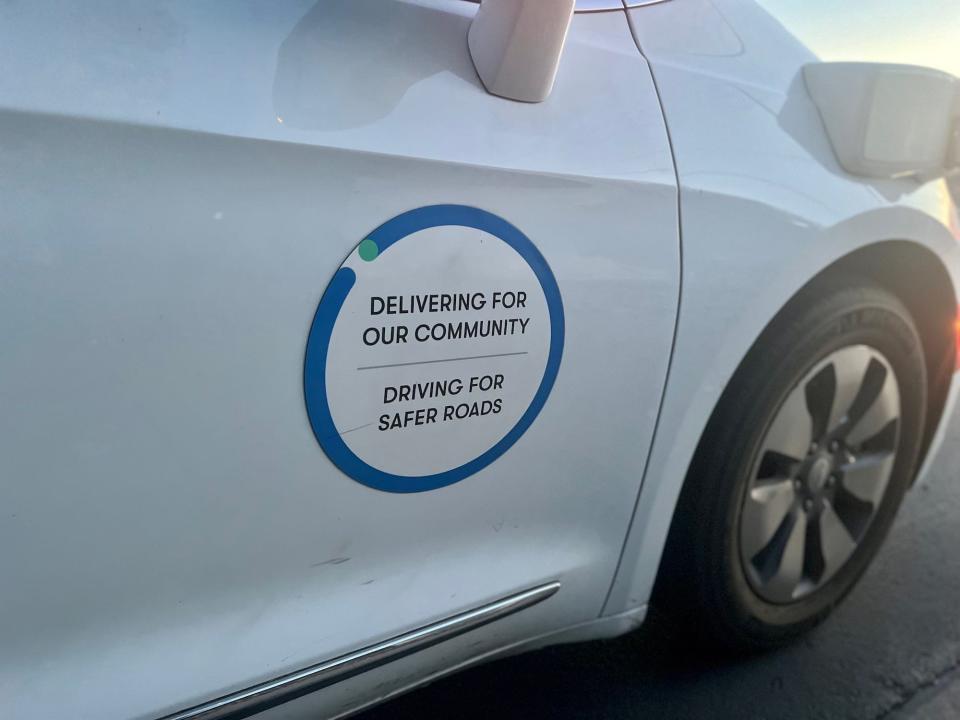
{"left": 304, "top": 205, "right": 564, "bottom": 493}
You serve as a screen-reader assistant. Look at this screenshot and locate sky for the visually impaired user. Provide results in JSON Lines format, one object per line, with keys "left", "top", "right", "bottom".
{"left": 756, "top": 0, "right": 960, "bottom": 78}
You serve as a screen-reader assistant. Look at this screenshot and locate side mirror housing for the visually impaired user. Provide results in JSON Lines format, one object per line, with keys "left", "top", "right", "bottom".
{"left": 468, "top": 0, "right": 576, "bottom": 103}
{"left": 804, "top": 62, "right": 960, "bottom": 179}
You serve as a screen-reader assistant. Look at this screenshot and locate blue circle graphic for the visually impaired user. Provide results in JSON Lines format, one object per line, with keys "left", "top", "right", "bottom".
{"left": 303, "top": 205, "right": 565, "bottom": 493}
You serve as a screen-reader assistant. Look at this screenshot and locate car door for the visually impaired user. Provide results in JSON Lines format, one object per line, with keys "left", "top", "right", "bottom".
{"left": 0, "top": 2, "right": 679, "bottom": 718}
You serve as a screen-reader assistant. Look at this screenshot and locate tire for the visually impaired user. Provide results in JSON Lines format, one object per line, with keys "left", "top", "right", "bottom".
{"left": 653, "top": 274, "right": 928, "bottom": 652}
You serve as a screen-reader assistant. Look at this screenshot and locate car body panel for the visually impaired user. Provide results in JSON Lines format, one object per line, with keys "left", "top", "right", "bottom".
{"left": 2, "top": 1, "right": 959, "bottom": 718}
{"left": 0, "top": 3, "right": 679, "bottom": 719}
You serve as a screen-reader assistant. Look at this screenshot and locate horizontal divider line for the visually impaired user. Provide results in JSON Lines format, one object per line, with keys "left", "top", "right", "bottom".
{"left": 357, "top": 351, "right": 529, "bottom": 371}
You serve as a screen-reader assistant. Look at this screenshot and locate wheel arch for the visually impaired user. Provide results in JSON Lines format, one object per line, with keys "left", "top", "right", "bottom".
{"left": 602, "top": 232, "right": 959, "bottom": 620}
{"left": 668, "top": 239, "right": 956, "bottom": 513}
{"left": 826, "top": 240, "right": 957, "bottom": 472}
{"left": 644, "top": 238, "right": 956, "bottom": 633}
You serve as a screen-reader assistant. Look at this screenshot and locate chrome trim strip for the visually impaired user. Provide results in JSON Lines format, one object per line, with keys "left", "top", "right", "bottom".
{"left": 157, "top": 582, "right": 561, "bottom": 720}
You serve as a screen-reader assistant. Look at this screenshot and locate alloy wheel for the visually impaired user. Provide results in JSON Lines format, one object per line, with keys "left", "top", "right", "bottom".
{"left": 739, "top": 344, "right": 901, "bottom": 603}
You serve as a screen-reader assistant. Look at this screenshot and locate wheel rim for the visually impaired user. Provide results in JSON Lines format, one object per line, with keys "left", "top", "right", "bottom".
{"left": 739, "top": 344, "right": 902, "bottom": 604}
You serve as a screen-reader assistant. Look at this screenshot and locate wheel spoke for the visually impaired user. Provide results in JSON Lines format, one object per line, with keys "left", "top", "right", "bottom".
{"left": 762, "top": 384, "right": 814, "bottom": 463}
{"left": 839, "top": 451, "right": 895, "bottom": 504}
{"left": 825, "top": 346, "right": 873, "bottom": 433}
{"left": 742, "top": 479, "right": 798, "bottom": 560}
{"left": 752, "top": 508, "right": 807, "bottom": 600}
{"left": 844, "top": 359, "right": 900, "bottom": 448}
{"left": 804, "top": 363, "right": 837, "bottom": 440}
{"left": 818, "top": 500, "right": 858, "bottom": 579}
{"left": 830, "top": 483, "right": 875, "bottom": 542}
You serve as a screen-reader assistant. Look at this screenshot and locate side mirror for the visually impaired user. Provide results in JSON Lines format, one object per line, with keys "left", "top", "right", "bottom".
{"left": 804, "top": 62, "right": 960, "bottom": 180}
{"left": 468, "top": 0, "right": 576, "bottom": 103}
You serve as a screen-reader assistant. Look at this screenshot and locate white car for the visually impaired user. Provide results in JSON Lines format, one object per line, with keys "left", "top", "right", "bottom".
{"left": 2, "top": 1, "right": 959, "bottom": 719}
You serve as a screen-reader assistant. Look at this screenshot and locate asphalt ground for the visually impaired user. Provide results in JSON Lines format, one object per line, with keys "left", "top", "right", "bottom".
{"left": 358, "top": 402, "right": 960, "bottom": 720}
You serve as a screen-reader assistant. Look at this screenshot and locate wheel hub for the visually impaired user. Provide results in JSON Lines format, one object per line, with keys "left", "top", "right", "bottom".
{"left": 805, "top": 454, "right": 834, "bottom": 495}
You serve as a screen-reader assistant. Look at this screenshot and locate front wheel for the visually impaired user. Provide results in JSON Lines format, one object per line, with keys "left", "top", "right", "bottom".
{"left": 655, "top": 276, "right": 928, "bottom": 651}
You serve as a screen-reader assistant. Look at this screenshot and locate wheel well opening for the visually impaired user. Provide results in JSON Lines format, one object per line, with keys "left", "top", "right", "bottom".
{"left": 651, "top": 240, "right": 956, "bottom": 638}
{"left": 824, "top": 240, "right": 956, "bottom": 471}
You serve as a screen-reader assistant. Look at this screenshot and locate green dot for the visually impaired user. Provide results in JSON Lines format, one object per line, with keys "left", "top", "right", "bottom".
{"left": 358, "top": 238, "right": 379, "bottom": 262}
